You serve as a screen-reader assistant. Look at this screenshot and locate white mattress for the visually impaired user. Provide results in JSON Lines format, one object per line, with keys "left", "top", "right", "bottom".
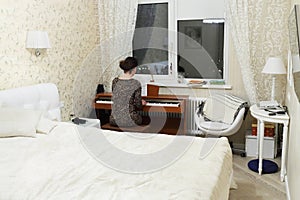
{"left": 0, "top": 123, "right": 232, "bottom": 200}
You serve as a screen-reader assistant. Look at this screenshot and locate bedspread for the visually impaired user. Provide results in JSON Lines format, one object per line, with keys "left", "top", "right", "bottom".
{"left": 0, "top": 123, "right": 232, "bottom": 200}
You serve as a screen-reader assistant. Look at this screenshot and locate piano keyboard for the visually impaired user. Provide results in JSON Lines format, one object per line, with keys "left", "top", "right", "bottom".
{"left": 146, "top": 101, "right": 180, "bottom": 107}
{"left": 95, "top": 100, "right": 113, "bottom": 104}
{"left": 94, "top": 93, "right": 187, "bottom": 135}
{"left": 96, "top": 100, "right": 180, "bottom": 107}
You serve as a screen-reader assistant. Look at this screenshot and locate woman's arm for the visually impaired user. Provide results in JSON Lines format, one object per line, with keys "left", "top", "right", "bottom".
{"left": 111, "top": 78, "right": 118, "bottom": 92}
{"left": 134, "top": 86, "right": 143, "bottom": 110}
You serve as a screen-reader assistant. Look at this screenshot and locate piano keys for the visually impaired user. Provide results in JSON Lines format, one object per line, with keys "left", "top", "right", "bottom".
{"left": 93, "top": 93, "right": 188, "bottom": 135}
{"left": 145, "top": 100, "right": 180, "bottom": 107}
{"left": 95, "top": 99, "right": 180, "bottom": 107}
{"left": 95, "top": 99, "right": 113, "bottom": 104}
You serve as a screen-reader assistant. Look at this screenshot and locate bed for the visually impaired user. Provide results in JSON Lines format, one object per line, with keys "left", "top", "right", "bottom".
{"left": 0, "top": 83, "right": 233, "bottom": 200}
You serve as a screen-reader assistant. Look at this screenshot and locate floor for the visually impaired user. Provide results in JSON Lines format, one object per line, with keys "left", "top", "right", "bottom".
{"left": 229, "top": 154, "right": 287, "bottom": 200}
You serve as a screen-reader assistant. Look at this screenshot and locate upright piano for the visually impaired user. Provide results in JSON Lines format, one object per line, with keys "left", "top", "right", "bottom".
{"left": 93, "top": 92, "right": 188, "bottom": 135}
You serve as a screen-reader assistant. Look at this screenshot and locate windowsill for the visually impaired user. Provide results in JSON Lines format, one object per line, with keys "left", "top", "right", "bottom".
{"left": 147, "top": 82, "right": 232, "bottom": 90}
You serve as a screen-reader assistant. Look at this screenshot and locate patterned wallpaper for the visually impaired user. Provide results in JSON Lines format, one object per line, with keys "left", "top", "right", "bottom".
{"left": 248, "top": 0, "right": 290, "bottom": 103}
{"left": 0, "top": 0, "right": 98, "bottom": 120}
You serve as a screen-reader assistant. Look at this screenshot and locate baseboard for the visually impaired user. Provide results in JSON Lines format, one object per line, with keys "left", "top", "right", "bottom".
{"left": 285, "top": 175, "right": 291, "bottom": 200}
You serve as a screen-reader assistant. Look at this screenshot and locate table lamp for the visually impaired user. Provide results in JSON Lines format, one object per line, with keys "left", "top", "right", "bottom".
{"left": 262, "top": 57, "right": 286, "bottom": 102}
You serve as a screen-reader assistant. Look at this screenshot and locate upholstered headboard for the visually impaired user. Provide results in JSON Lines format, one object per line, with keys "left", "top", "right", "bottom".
{"left": 0, "top": 83, "right": 62, "bottom": 121}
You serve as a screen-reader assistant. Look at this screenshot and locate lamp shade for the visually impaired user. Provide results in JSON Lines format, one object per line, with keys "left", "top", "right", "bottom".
{"left": 26, "top": 31, "right": 51, "bottom": 49}
{"left": 262, "top": 57, "right": 286, "bottom": 74}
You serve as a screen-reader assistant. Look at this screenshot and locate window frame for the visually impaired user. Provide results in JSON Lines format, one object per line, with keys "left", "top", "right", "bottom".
{"left": 134, "top": 0, "right": 176, "bottom": 82}
{"left": 133, "top": 0, "right": 229, "bottom": 84}
{"left": 177, "top": 18, "right": 228, "bottom": 81}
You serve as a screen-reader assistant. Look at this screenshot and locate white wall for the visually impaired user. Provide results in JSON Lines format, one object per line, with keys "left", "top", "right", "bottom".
{"left": 177, "top": 0, "right": 224, "bottom": 20}
{"left": 286, "top": 2, "right": 300, "bottom": 200}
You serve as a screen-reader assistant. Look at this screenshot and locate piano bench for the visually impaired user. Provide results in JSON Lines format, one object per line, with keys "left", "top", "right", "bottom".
{"left": 101, "top": 123, "right": 151, "bottom": 133}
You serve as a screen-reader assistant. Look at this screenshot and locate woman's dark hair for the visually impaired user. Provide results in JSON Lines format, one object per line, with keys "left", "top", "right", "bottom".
{"left": 119, "top": 57, "right": 138, "bottom": 72}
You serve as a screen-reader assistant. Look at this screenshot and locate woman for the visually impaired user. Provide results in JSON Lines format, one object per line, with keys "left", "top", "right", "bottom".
{"left": 109, "top": 57, "right": 147, "bottom": 127}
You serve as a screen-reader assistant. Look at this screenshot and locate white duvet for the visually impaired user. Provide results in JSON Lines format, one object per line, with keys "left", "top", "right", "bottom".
{"left": 0, "top": 123, "right": 232, "bottom": 200}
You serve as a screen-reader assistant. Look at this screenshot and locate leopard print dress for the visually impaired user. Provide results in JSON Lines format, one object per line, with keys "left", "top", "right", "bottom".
{"left": 109, "top": 77, "right": 143, "bottom": 127}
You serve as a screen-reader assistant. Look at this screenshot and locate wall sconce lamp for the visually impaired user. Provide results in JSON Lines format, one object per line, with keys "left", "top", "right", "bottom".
{"left": 26, "top": 31, "right": 51, "bottom": 57}
{"left": 262, "top": 57, "right": 286, "bottom": 102}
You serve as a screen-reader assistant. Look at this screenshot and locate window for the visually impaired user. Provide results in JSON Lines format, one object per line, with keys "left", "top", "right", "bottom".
{"left": 133, "top": 0, "right": 175, "bottom": 81}
{"left": 177, "top": 19, "right": 225, "bottom": 79}
{"left": 132, "top": 0, "right": 226, "bottom": 82}
{"left": 133, "top": 2, "right": 168, "bottom": 75}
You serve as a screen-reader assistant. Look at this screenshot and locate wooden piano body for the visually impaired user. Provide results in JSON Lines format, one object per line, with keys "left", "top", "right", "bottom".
{"left": 93, "top": 92, "right": 188, "bottom": 135}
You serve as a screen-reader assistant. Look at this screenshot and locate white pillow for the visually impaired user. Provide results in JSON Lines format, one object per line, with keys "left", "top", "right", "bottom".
{"left": 0, "top": 107, "right": 42, "bottom": 137}
{"left": 37, "top": 100, "right": 61, "bottom": 121}
{"left": 23, "top": 103, "right": 36, "bottom": 110}
{"left": 23, "top": 101, "right": 58, "bottom": 134}
{"left": 38, "top": 100, "right": 50, "bottom": 111}
{"left": 36, "top": 117, "right": 58, "bottom": 134}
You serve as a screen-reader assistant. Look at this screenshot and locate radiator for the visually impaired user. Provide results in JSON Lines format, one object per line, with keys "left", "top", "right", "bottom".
{"left": 187, "top": 97, "right": 206, "bottom": 135}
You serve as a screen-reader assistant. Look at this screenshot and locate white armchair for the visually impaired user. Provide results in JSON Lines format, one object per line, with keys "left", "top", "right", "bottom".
{"left": 195, "top": 107, "right": 246, "bottom": 137}
{"left": 194, "top": 93, "right": 248, "bottom": 156}
{"left": 195, "top": 94, "right": 248, "bottom": 137}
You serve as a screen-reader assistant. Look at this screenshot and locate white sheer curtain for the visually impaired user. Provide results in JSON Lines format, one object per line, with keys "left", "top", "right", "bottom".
{"left": 226, "top": 0, "right": 290, "bottom": 104}
{"left": 97, "top": 0, "right": 138, "bottom": 90}
{"left": 73, "top": 0, "right": 138, "bottom": 118}
{"left": 226, "top": 1, "right": 257, "bottom": 104}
